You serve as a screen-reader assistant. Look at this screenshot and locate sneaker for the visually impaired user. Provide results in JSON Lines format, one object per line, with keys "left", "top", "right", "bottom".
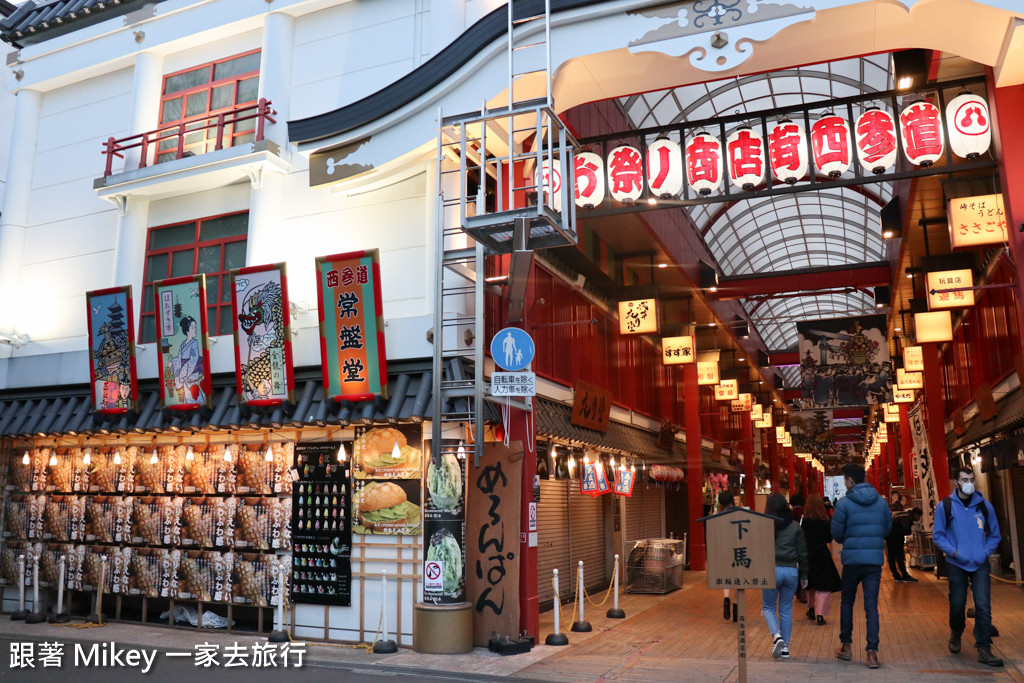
{"left": 894, "top": 576, "right": 910, "bottom": 582}
{"left": 978, "top": 646, "right": 1003, "bottom": 667}
{"left": 772, "top": 634, "right": 785, "bottom": 659}
{"left": 902, "top": 575, "right": 919, "bottom": 582}
{"left": 781, "top": 644, "right": 790, "bottom": 659}
{"left": 806, "top": 606, "right": 815, "bottom": 620}
{"left": 949, "top": 633, "right": 961, "bottom": 653}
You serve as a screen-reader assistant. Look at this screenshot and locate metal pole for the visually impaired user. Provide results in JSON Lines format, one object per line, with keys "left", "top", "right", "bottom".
{"left": 544, "top": 568, "right": 568, "bottom": 645}
{"left": 372, "top": 570, "right": 398, "bottom": 653}
{"left": 10, "top": 555, "right": 27, "bottom": 620}
{"left": 48, "top": 554, "right": 70, "bottom": 623}
{"left": 571, "top": 560, "right": 591, "bottom": 631}
{"left": 26, "top": 552, "right": 45, "bottom": 623}
{"left": 607, "top": 554, "right": 625, "bottom": 618}
{"left": 269, "top": 560, "right": 288, "bottom": 642}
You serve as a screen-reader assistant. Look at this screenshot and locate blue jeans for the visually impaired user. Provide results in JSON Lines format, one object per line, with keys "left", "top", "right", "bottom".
{"left": 762, "top": 566, "right": 799, "bottom": 644}
{"left": 839, "top": 564, "right": 882, "bottom": 651}
{"left": 947, "top": 563, "right": 993, "bottom": 648}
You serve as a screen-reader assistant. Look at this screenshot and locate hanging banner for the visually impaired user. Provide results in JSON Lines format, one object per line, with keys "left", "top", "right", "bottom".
{"left": 903, "top": 345, "right": 924, "bottom": 372}
{"left": 155, "top": 275, "right": 212, "bottom": 410}
{"left": 790, "top": 410, "right": 835, "bottom": 458}
{"left": 424, "top": 439, "right": 467, "bottom": 606}
{"left": 231, "top": 263, "right": 294, "bottom": 407}
{"left": 908, "top": 405, "right": 939, "bottom": 530}
{"left": 291, "top": 442, "right": 352, "bottom": 606}
{"left": 466, "top": 442, "right": 522, "bottom": 646}
{"left": 316, "top": 249, "right": 388, "bottom": 402}
{"left": 948, "top": 193, "right": 1007, "bottom": 249}
{"left": 796, "top": 314, "right": 890, "bottom": 407}
{"left": 613, "top": 467, "right": 636, "bottom": 496}
{"left": 86, "top": 286, "right": 138, "bottom": 414}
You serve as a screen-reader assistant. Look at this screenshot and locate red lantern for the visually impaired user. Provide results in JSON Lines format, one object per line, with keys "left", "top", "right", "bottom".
{"left": 685, "top": 131, "right": 723, "bottom": 196}
{"left": 855, "top": 108, "right": 897, "bottom": 174}
{"left": 767, "top": 120, "right": 808, "bottom": 184}
{"left": 811, "top": 113, "right": 851, "bottom": 178}
{"left": 900, "top": 101, "right": 944, "bottom": 167}
{"left": 645, "top": 138, "right": 683, "bottom": 198}
{"left": 726, "top": 126, "right": 765, "bottom": 191}
{"left": 945, "top": 92, "right": 990, "bottom": 160}
{"left": 573, "top": 151, "right": 605, "bottom": 208}
{"left": 607, "top": 145, "right": 643, "bottom": 204}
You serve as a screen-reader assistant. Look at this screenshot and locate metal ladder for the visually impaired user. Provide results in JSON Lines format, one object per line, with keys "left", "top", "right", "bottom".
{"left": 431, "top": 1, "right": 562, "bottom": 467}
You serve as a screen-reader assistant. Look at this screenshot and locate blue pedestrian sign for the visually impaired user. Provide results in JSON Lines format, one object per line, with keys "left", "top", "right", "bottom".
{"left": 491, "top": 327, "right": 535, "bottom": 371}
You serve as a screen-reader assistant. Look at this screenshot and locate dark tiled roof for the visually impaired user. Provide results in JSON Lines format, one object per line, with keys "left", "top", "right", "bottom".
{"left": 534, "top": 397, "right": 679, "bottom": 461}
{"left": 0, "top": 359, "right": 458, "bottom": 437}
{"left": 0, "top": 2, "right": 16, "bottom": 19}
{"left": 0, "top": 0, "right": 163, "bottom": 46}
{"left": 947, "top": 386, "right": 1024, "bottom": 453}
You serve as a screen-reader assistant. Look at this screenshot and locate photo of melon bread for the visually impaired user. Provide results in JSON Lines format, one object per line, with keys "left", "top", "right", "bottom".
{"left": 354, "top": 480, "right": 421, "bottom": 535}
{"left": 354, "top": 426, "right": 422, "bottom": 478}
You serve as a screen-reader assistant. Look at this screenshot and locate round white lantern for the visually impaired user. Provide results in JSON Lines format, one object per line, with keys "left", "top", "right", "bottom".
{"left": 607, "top": 145, "right": 643, "bottom": 204}
{"left": 726, "top": 126, "right": 765, "bottom": 191}
{"left": 685, "top": 131, "right": 723, "bottom": 196}
{"left": 899, "top": 101, "right": 944, "bottom": 167}
{"left": 573, "top": 151, "right": 605, "bottom": 209}
{"left": 811, "top": 113, "right": 852, "bottom": 178}
{"left": 945, "top": 92, "right": 990, "bottom": 160}
{"left": 767, "top": 119, "right": 808, "bottom": 184}
{"left": 645, "top": 138, "right": 683, "bottom": 198}
{"left": 855, "top": 107, "right": 897, "bottom": 174}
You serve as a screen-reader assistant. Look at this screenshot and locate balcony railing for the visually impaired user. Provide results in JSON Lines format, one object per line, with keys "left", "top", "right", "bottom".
{"left": 102, "top": 99, "right": 277, "bottom": 177}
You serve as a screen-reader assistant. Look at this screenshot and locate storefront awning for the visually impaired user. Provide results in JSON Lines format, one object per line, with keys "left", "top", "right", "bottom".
{"left": 947, "top": 386, "right": 1024, "bottom": 453}
{"left": 534, "top": 397, "right": 679, "bottom": 461}
{"left": 0, "top": 359, "right": 454, "bottom": 438}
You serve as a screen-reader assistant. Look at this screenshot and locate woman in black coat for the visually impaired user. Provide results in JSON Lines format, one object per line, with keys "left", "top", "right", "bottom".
{"left": 802, "top": 494, "right": 842, "bottom": 625}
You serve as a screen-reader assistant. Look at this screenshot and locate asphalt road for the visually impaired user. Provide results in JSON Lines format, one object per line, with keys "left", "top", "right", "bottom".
{"left": 0, "top": 635, "right": 517, "bottom": 683}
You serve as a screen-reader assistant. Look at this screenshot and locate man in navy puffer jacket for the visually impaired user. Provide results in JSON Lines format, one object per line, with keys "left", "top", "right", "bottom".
{"left": 933, "top": 466, "right": 1002, "bottom": 667}
{"left": 831, "top": 463, "right": 892, "bottom": 669}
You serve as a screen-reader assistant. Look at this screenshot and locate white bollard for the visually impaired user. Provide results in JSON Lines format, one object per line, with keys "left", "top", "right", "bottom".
{"left": 10, "top": 555, "right": 27, "bottom": 620}
{"left": 48, "top": 555, "right": 70, "bottom": 623}
{"left": 545, "top": 568, "right": 568, "bottom": 645}
{"left": 268, "top": 560, "right": 288, "bottom": 642}
{"left": 571, "top": 560, "right": 592, "bottom": 632}
{"left": 607, "top": 554, "right": 625, "bottom": 619}
{"left": 26, "top": 553, "right": 45, "bottom": 623}
{"left": 372, "top": 570, "right": 398, "bottom": 653}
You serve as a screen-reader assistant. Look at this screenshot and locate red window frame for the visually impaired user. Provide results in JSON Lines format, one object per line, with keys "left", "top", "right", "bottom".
{"left": 139, "top": 212, "right": 249, "bottom": 343}
{"left": 158, "top": 49, "right": 261, "bottom": 162}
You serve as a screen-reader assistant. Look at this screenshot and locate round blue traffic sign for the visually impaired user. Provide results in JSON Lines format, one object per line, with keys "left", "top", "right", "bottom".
{"left": 491, "top": 327, "right": 535, "bottom": 371}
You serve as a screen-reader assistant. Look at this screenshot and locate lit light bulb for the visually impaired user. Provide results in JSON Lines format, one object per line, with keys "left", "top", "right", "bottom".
{"left": 265, "top": 444, "right": 274, "bottom": 462}
{"left": 224, "top": 445, "right": 232, "bottom": 462}
{"left": 457, "top": 442, "right": 466, "bottom": 459}
{"left": 583, "top": 453, "right": 590, "bottom": 465}
{"left": 48, "top": 452, "right": 57, "bottom": 467}
{"left": 150, "top": 448, "right": 158, "bottom": 465}
{"left": 391, "top": 440, "right": 401, "bottom": 460}
{"left": 83, "top": 448, "right": 91, "bottom": 466}
{"left": 609, "top": 456, "right": 616, "bottom": 468}
{"left": 185, "top": 445, "right": 195, "bottom": 461}
{"left": 21, "top": 451, "right": 29, "bottom": 465}
{"left": 337, "top": 442, "right": 347, "bottom": 463}
{"left": 630, "top": 464, "right": 636, "bottom": 472}
{"left": 113, "top": 450, "right": 122, "bottom": 465}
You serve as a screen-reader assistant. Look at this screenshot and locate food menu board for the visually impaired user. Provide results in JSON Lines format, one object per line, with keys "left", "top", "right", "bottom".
{"left": 422, "top": 440, "right": 465, "bottom": 604}
{"left": 291, "top": 442, "right": 351, "bottom": 606}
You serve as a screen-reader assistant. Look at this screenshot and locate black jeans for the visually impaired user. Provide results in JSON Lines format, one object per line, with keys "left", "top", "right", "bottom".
{"left": 839, "top": 564, "right": 882, "bottom": 651}
{"left": 948, "top": 563, "right": 994, "bottom": 648}
{"left": 886, "top": 537, "right": 908, "bottom": 578}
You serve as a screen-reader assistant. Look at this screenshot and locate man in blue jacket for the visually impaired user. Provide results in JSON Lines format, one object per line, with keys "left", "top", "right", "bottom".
{"left": 831, "top": 463, "right": 892, "bottom": 669}
{"left": 933, "top": 466, "right": 1003, "bottom": 667}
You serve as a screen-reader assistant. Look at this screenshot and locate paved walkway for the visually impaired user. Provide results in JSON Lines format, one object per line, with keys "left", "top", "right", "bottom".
{"left": 1, "top": 563, "right": 1022, "bottom": 682}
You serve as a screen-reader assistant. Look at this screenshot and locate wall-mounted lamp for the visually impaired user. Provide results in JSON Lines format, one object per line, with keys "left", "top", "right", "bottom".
{"left": 0, "top": 334, "right": 31, "bottom": 349}
{"left": 873, "top": 285, "right": 890, "bottom": 309}
{"left": 699, "top": 260, "right": 719, "bottom": 293}
{"left": 891, "top": 49, "right": 929, "bottom": 91}
{"left": 880, "top": 197, "right": 902, "bottom": 239}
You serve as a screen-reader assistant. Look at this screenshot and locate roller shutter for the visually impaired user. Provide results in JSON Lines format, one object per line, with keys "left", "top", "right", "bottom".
{"left": 642, "top": 485, "right": 665, "bottom": 539}
{"left": 568, "top": 484, "right": 607, "bottom": 590}
{"left": 537, "top": 480, "right": 570, "bottom": 603}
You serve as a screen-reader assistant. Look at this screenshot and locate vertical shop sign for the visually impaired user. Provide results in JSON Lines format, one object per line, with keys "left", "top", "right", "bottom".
{"left": 466, "top": 442, "right": 522, "bottom": 647}
{"left": 423, "top": 439, "right": 466, "bottom": 605}
{"left": 291, "top": 442, "right": 351, "bottom": 606}
{"left": 155, "top": 275, "right": 212, "bottom": 409}
{"left": 86, "top": 286, "right": 138, "bottom": 414}
{"left": 316, "top": 249, "right": 388, "bottom": 402}
{"left": 231, "top": 263, "right": 294, "bottom": 407}
{"left": 908, "top": 405, "right": 939, "bottom": 530}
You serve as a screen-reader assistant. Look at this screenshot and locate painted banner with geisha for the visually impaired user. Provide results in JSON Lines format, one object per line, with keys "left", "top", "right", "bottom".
{"left": 86, "top": 286, "right": 138, "bottom": 414}
{"left": 155, "top": 275, "right": 212, "bottom": 409}
{"left": 796, "top": 314, "right": 891, "bottom": 408}
{"left": 231, "top": 263, "right": 294, "bottom": 406}
{"left": 315, "top": 250, "right": 388, "bottom": 402}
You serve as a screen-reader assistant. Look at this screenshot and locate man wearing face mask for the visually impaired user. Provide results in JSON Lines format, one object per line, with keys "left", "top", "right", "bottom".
{"left": 933, "top": 466, "right": 1002, "bottom": 667}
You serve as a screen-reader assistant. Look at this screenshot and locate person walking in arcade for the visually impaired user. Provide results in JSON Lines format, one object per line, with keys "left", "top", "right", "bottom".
{"left": 832, "top": 463, "right": 892, "bottom": 669}
{"left": 801, "top": 494, "right": 842, "bottom": 625}
{"left": 933, "top": 466, "right": 1003, "bottom": 667}
{"left": 761, "top": 492, "right": 808, "bottom": 660}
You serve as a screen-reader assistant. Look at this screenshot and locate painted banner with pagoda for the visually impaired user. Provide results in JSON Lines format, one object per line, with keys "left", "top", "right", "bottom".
{"left": 86, "top": 286, "right": 139, "bottom": 414}
{"left": 795, "top": 314, "right": 891, "bottom": 408}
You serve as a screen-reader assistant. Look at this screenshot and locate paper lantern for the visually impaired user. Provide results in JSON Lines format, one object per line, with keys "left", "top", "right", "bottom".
{"left": 685, "top": 131, "right": 723, "bottom": 195}
{"left": 914, "top": 310, "right": 953, "bottom": 343}
{"left": 607, "top": 145, "right": 643, "bottom": 204}
{"left": 715, "top": 379, "right": 738, "bottom": 401}
{"left": 537, "top": 158, "right": 562, "bottom": 212}
{"left": 697, "top": 361, "right": 719, "bottom": 386}
{"left": 573, "top": 152, "right": 605, "bottom": 208}
{"left": 903, "top": 345, "right": 924, "bottom": 372}
{"left": 945, "top": 92, "right": 990, "bottom": 160}
{"left": 726, "top": 126, "right": 765, "bottom": 191}
{"left": 767, "top": 120, "right": 808, "bottom": 184}
{"left": 811, "top": 113, "right": 852, "bottom": 178}
{"left": 661, "top": 335, "right": 695, "bottom": 365}
{"left": 855, "top": 108, "right": 897, "bottom": 174}
{"left": 900, "top": 101, "right": 944, "bottom": 167}
{"left": 645, "top": 138, "right": 683, "bottom": 198}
